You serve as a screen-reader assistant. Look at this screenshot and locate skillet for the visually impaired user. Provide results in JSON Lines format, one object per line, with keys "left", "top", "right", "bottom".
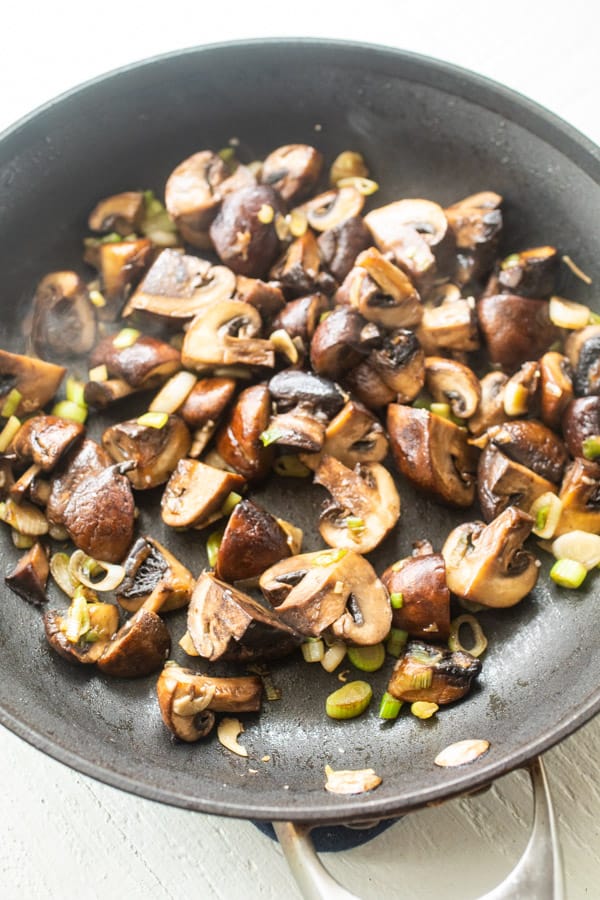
{"left": 0, "top": 40, "right": 599, "bottom": 848}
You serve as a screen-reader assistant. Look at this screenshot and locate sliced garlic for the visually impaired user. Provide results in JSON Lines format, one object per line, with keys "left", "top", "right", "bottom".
{"left": 217, "top": 717, "right": 248, "bottom": 757}
{"left": 324, "top": 765, "right": 382, "bottom": 794}
{"left": 434, "top": 739, "right": 490, "bottom": 768}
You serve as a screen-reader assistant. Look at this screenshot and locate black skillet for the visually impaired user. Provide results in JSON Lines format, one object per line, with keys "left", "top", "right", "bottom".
{"left": 0, "top": 39, "right": 598, "bottom": 897}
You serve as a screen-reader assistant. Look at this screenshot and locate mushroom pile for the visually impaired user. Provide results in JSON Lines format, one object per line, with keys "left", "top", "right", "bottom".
{"left": 1, "top": 142, "right": 598, "bottom": 755}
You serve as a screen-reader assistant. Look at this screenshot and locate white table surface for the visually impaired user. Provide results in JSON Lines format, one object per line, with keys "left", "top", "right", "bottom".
{"left": 1, "top": 2, "right": 599, "bottom": 897}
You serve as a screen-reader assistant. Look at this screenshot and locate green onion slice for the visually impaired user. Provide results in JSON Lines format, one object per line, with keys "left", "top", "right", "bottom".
{"left": 206, "top": 529, "right": 224, "bottom": 568}
{"left": 550, "top": 558, "right": 587, "bottom": 589}
{"left": 347, "top": 643, "right": 385, "bottom": 673}
{"left": 0, "top": 388, "right": 22, "bottom": 418}
{"left": 448, "top": 614, "right": 488, "bottom": 658}
{"left": 385, "top": 627, "right": 408, "bottom": 658}
{"left": 378, "top": 692, "right": 402, "bottom": 720}
{"left": 325, "top": 680, "right": 372, "bottom": 720}
{"left": 390, "top": 591, "right": 403, "bottom": 609}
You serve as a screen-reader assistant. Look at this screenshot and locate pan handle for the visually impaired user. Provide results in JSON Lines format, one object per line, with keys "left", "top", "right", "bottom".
{"left": 273, "top": 756, "right": 564, "bottom": 900}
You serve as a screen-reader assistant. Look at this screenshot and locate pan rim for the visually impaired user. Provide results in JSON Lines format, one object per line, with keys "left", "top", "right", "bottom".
{"left": 1, "top": 37, "right": 599, "bottom": 823}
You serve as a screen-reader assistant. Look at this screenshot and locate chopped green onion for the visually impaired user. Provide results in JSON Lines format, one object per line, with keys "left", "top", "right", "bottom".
{"left": 63, "top": 592, "right": 91, "bottom": 644}
{"left": 411, "top": 701, "right": 438, "bottom": 719}
{"left": 390, "top": 591, "right": 404, "bottom": 609}
{"left": 530, "top": 491, "right": 563, "bottom": 539}
{"left": 448, "top": 614, "right": 488, "bottom": 658}
{"left": 412, "top": 394, "right": 432, "bottom": 410}
{"left": 345, "top": 516, "right": 365, "bottom": 533}
{"left": 221, "top": 491, "right": 242, "bottom": 515}
{"left": 89, "top": 289, "right": 106, "bottom": 308}
{"left": 218, "top": 146, "right": 236, "bottom": 163}
{"left": 137, "top": 411, "right": 168, "bottom": 429}
{"left": 589, "top": 312, "right": 600, "bottom": 325}
{"left": 206, "top": 529, "right": 224, "bottom": 568}
{"left": 52, "top": 401, "right": 88, "bottom": 424}
{"left": 535, "top": 506, "right": 548, "bottom": 531}
{"left": 319, "top": 311, "right": 332, "bottom": 323}
{"left": 273, "top": 455, "right": 311, "bottom": 478}
{"left": 410, "top": 670, "right": 433, "bottom": 690}
{"left": 501, "top": 252, "right": 520, "bottom": 269}
{"left": 430, "top": 402, "right": 452, "bottom": 420}
{"left": 313, "top": 548, "right": 348, "bottom": 567}
{"left": 347, "top": 643, "right": 385, "bottom": 672}
{"left": 550, "top": 558, "right": 587, "bottom": 589}
{"left": 259, "top": 427, "right": 284, "bottom": 447}
{"left": 379, "top": 692, "right": 402, "bottom": 720}
{"left": 336, "top": 176, "right": 379, "bottom": 196}
{"left": 0, "top": 388, "right": 22, "bottom": 418}
{"left": 0, "top": 415, "right": 21, "bottom": 452}
{"left": 66, "top": 377, "right": 86, "bottom": 406}
{"left": 325, "top": 680, "right": 372, "bottom": 720}
{"left": 386, "top": 627, "right": 408, "bottom": 658}
{"left": 141, "top": 192, "right": 178, "bottom": 246}
{"left": 288, "top": 208, "right": 308, "bottom": 237}
{"left": 88, "top": 364, "right": 108, "bottom": 383}
{"left": 84, "top": 232, "right": 123, "bottom": 248}
{"left": 582, "top": 435, "right": 600, "bottom": 460}
{"left": 301, "top": 638, "right": 325, "bottom": 663}
{"left": 113, "top": 327, "right": 140, "bottom": 349}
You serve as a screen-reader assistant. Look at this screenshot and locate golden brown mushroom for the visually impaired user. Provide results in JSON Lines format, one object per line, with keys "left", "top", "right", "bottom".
{"left": 260, "top": 144, "right": 323, "bottom": 202}
{"left": 161, "top": 459, "right": 245, "bottom": 529}
{"left": 30, "top": 271, "right": 96, "bottom": 359}
{"left": 102, "top": 415, "right": 191, "bottom": 490}
{"left": 117, "top": 536, "right": 195, "bottom": 613}
{"left": 5, "top": 541, "right": 49, "bottom": 606}
{"left": 387, "top": 640, "right": 481, "bottom": 704}
{"left": 215, "top": 499, "right": 292, "bottom": 583}
{"left": 0, "top": 349, "right": 65, "bottom": 416}
{"left": 381, "top": 551, "right": 450, "bottom": 642}
{"left": 88, "top": 191, "right": 145, "bottom": 235}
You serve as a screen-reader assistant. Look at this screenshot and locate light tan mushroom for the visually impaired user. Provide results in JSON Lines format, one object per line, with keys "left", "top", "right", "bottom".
{"left": 301, "top": 401, "right": 388, "bottom": 470}
{"left": 468, "top": 371, "right": 509, "bottom": 436}
{"left": 417, "top": 297, "right": 479, "bottom": 354}
{"left": 0, "top": 350, "right": 65, "bottom": 416}
{"left": 181, "top": 300, "right": 275, "bottom": 369}
{"left": 477, "top": 444, "right": 556, "bottom": 522}
{"left": 161, "top": 459, "right": 245, "bottom": 529}
{"left": 102, "top": 415, "right": 191, "bottom": 490}
{"left": 555, "top": 458, "right": 600, "bottom": 535}
{"left": 88, "top": 191, "right": 145, "bottom": 235}
{"left": 117, "top": 536, "right": 195, "bottom": 613}
{"left": 298, "top": 187, "right": 364, "bottom": 232}
{"left": 337, "top": 247, "right": 422, "bottom": 330}
{"left": 425, "top": 356, "right": 481, "bottom": 419}
{"left": 539, "top": 352, "right": 573, "bottom": 431}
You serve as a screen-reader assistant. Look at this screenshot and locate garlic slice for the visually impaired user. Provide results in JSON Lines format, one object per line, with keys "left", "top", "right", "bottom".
{"left": 324, "top": 765, "right": 382, "bottom": 794}
{"left": 217, "top": 717, "right": 248, "bottom": 757}
{"left": 434, "top": 739, "right": 490, "bottom": 768}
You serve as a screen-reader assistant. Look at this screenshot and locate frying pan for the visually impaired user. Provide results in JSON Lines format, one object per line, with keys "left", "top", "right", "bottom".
{"left": 0, "top": 38, "right": 598, "bottom": 898}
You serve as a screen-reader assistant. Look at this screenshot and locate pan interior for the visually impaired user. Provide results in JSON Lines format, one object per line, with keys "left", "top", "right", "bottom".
{"left": 0, "top": 41, "right": 599, "bottom": 823}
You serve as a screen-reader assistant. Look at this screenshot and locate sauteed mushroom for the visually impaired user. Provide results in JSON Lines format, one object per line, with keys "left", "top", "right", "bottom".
{"left": 215, "top": 499, "right": 292, "bottom": 583}
{"left": 417, "top": 297, "right": 479, "bottom": 355}
{"left": 117, "top": 536, "right": 195, "bottom": 613}
{"left": 5, "top": 541, "right": 49, "bottom": 606}
{"left": 215, "top": 384, "right": 274, "bottom": 481}
{"left": 425, "top": 357, "right": 481, "bottom": 419}
{"left": 97, "top": 590, "right": 171, "bottom": 678}
{"left": 161, "top": 459, "right": 245, "bottom": 529}
{"left": 30, "top": 272, "right": 96, "bottom": 359}
{"left": 270, "top": 231, "right": 322, "bottom": 296}
{"left": 539, "top": 351, "right": 573, "bottom": 430}
{"left": 300, "top": 187, "right": 364, "bottom": 232}
{"left": 563, "top": 397, "right": 600, "bottom": 459}
{"left": 477, "top": 443, "right": 556, "bottom": 522}
{"left": 318, "top": 216, "right": 372, "bottom": 283}
{"left": 265, "top": 369, "right": 346, "bottom": 453}
{"left": 468, "top": 371, "right": 509, "bottom": 436}
{"left": 478, "top": 294, "right": 557, "bottom": 371}
{"left": 337, "top": 247, "right": 423, "bottom": 330}
{"left": 180, "top": 377, "right": 236, "bottom": 429}
{"left": 387, "top": 640, "right": 481, "bottom": 704}
{"left": 272, "top": 293, "right": 329, "bottom": 345}
{"left": 442, "top": 506, "right": 538, "bottom": 607}
{"left": 564, "top": 325, "right": 600, "bottom": 396}
{"left": 301, "top": 401, "right": 388, "bottom": 470}
{"left": 555, "top": 458, "right": 600, "bottom": 535}
{"left": 494, "top": 246, "right": 559, "bottom": 299}
{"left": 44, "top": 601, "right": 120, "bottom": 665}
{"left": 164, "top": 150, "right": 230, "bottom": 234}
{"left": 182, "top": 299, "right": 274, "bottom": 370}
{"left": 382, "top": 551, "right": 450, "bottom": 642}
{"left": 210, "top": 185, "right": 285, "bottom": 277}
{"left": 444, "top": 190, "right": 502, "bottom": 282}
{"left": 88, "top": 191, "right": 145, "bottom": 235}
{"left": 0, "top": 350, "right": 65, "bottom": 415}
{"left": 102, "top": 415, "right": 191, "bottom": 490}
{"left": 485, "top": 420, "right": 567, "bottom": 484}
{"left": 310, "top": 307, "right": 377, "bottom": 379}
{"left": 235, "top": 276, "right": 286, "bottom": 318}
{"left": 11, "top": 415, "right": 84, "bottom": 471}
{"left": 98, "top": 238, "right": 154, "bottom": 320}
{"left": 260, "top": 144, "right": 323, "bottom": 202}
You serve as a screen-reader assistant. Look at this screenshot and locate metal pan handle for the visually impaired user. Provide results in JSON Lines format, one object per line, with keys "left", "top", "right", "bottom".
{"left": 273, "top": 757, "right": 563, "bottom": 900}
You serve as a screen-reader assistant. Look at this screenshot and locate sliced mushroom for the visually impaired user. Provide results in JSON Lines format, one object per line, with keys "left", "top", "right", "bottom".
{"left": 11, "top": 415, "right": 84, "bottom": 471}
{"left": 0, "top": 349, "right": 65, "bottom": 416}
{"left": 318, "top": 216, "right": 372, "bottom": 283}
{"left": 265, "top": 409, "right": 327, "bottom": 452}
{"left": 269, "top": 369, "right": 345, "bottom": 419}
{"left": 161, "top": 459, "right": 245, "bottom": 529}
{"left": 179, "top": 377, "right": 236, "bottom": 429}
{"left": 215, "top": 499, "right": 291, "bottom": 583}
{"left": 468, "top": 371, "right": 509, "bottom": 436}
{"left": 187, "top": 572, "right": 301, "bottom": 662}
{"left": 342, "top": 360, "right": 396, "bottom": 409}
{"left": 46, "top": 438, "right": 135, "bottom": 563}
{"left": 301, "top": 401, "right": 388, "bottom": 470}
{"left": 444, "top": 191, "right": 502, "bottom": 283}
{"left": 417, "top": 296, "right": 479, "bottom": 354}
{"left": 43, "top": 602, "right": 120, "bottom": 665}
{"left": 235, "top": 275, "right": 286, "bottom": 318}
{"left": 215, "top": 383, "right": 274, "bottom": 482}
{"left": 5, "top": 541, "right": 49, "bottom": 606}
{"left": 314, "top": 456, "right": 400, "bottom": 553}
{"left": 260, "top": 144, "right": 323, "bottom": 202}
{"left": 442, "top": 506, "right": 538, "bottom": 607}
{"left": 486, "top": 420, "right": 567, "bottom": 484}
{"left": 299, "top": 187, "right": 364, "bottom": 232}
{"left": 564, "top": 325, "right": 600, "bottom": 397}
{"left": 310, "top": 307, "right": 377, "bottom": 379}
{"left": 270, "top": 230, "right": 321, "bottom": 296}
{"left": 425, "top": 357, "right": 481, "bottom": 419}
{"left": 86, "top": 332, "right": 181, "bottom": 402}
{"left": 495, "top": 246, "right": 559, "bottom": 299}
{"left": 97, "top": 602, "right": 171, "bottom": 678}
{"left": 271, "top": 293, "right": 329, "bottom": 346}
{"left": 478, "top": 294, "right": 558, "bottom": 372}
{"left": 30, "top": 272, "right": 96, "bottom": 359}
{"left": 563, "top": 397, "right": 600, "bottom": 459}
{"left": 210, "top": 185, "right": 285, "bottom": 278}
{"left": 117, "top": 536, "right": 195, "bottom": 613}
{"left": 381, "top": 552, "right": 450, "bottom": 642}
{"left": 539, "top": 351, "right": 573, "bottom": 430}
{"left": 387, "top": 405, "right": 478, "bottom": 507}
{"left": 102, "top": 415, "right": 191, "bottom": 490}
{"left": 368, "top": 330, "right": 426, "bottom": 403}
{"left": 164, "top": 150, "right": 230, "bottom": 234}
{"left": 88, "top": 191, "right": 145, "bottom": 235}
{"left": 98, "top": 238, "right": 154, "bottom": 320}
{"left": 477, "top": 443, "right": 556, "bottom": 522}
{"left": 555, "top": 458, "right": 600, "bottom": 535}
{"left": 122, "top": 249, "right": 235, "bottom": 320}
{"left": 387, "top": 640, "right": 481, "bottom": 704}
{"left": 338, "top": 247, "right": 423, "bottom": 330}
{"left": 181, "top": 300, "right": 274, "bottom": 370}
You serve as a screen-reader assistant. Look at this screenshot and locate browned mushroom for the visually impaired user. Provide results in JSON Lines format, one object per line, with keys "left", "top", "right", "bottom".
{"left": 102, "top": 415, "right": 191, "bottom": 490}
{"left": 387, "top": 404, "right": 478, "bottom": 507}
{"left": 5, "top": 541, "right": 49, "bottom": 606}
{"left": 181, "top": 299, "right": 274, "bottom": 370}
{"left": 44, "top": 601, "right": 120, "bottom": 665}
{"left": 98, "top": 238, "right": 154, "bottom": 320}
{"left": 161, "top": 459, "right": 245, "bottom": 529}
{"left": 539, "top": 351, "right": 573, "bottom": 430}
{"left": 88, "top": 191, "right": 145, "bottom": 235}
{"left": 563, "top": 397, "right": 600, "bottom": 459}
{"left": 318, "top": 216, "right": 372, "bottom": 283}
{"left": 270, "top": 230, "right": 322, "bottom": 296}
{"left": 271, "top": 293, "right": 329, "bottom": 346}
{"left": 381, "top": 551, "right": 450, "bottom": 642}
{"left": 122, "top": 249, "right": 235, "bottom": 320}
{"left": 425, "top": 357, "right": 481, "bottom": 419}
{"left": 494, "top": 246, "right": 559, "bottom": 299}
{"left": 11, "top": 415, "right": 84, "bottom": 471}
{"left": 301, "top": 400, "right": 388, "bottom": 470}
{"left": 214, "top": 383, "right": 274, "bottom": 482}
{"left": 310, "top": 307, "right": 379, "bottom": 379}
{"left": 30, "top": 272, "right": 96, "bottom": 359}
{"left": 555, "top": 458, "right": 600, "bottom": 535}
{"left": 97, "top": 598, "right": 171, "bottom": 678}
{"left": 209, "top": 185, "right": 285, "bottom": 278}
{"left": 485, "top": 420, "right": 567, "bottom": 484}
{"left": 477, "top": 443, "right": 556, "bottom": 522}
{"left": 235, "top": 276, "right": 286, "bottom": 318}
{"left": 265, "top": 369, "right": 346, "bottom": 454}
{"left": 260, "top": 144, "right": 323, "bottom": 202}
{"left": 299, "top": 187, "right": 364, "bottom": 232}
{"left": 117, "top": 536, "right": 195, "bottom": 613}
{"left": 179, "top": 377, "right": 236, "bottom": 429}
{"left": 468, "top": 371, "right": 509, "bottom": 436}
{"left": 387, "top": 640, "right": 481, "bottom": 704}
{"left": 164, "top": 150, "right": 231, "bottom": 234}
{"left": 46, "top": 438, "right": 135, "bottom": 562}
{"left": 187, "top": 572, "right": 301, "bottom": 662}
{"left": 444, "top": 191, "right": 502, "bottom": 283}
{"left": 442, "top": 506, "right": 539, "bottom": 607}
{"left": 314, "top": 455, "right": 400, "bottom": 553}
{"left": 0, "top": 350, "right": 65, "bottom": 416}
{"left": 417, "top": 296, "right": 479, "bottom": 355}
{"left": 215, "top": 499, "right": 291, "bottom": 583}
{"left": 478, "top": 294, "right": 558, "bottom": 372}
{"left": 564, "top": 325, "right": 600, "bottom": 397}
{"left": 337, "top": 247, "right": 423, "bottom": 330}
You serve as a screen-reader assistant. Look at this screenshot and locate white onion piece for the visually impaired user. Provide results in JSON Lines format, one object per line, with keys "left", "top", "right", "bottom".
{"left": 321, "top": 641, "right": 347, "bottom": 673}
{"left": 549, "top": 295, "right": 591, "bottom": 330}
{"left": 551, "top": 530, "right": 600, "bottom": 570}
{"left": 50, "top": 552, "right": 81, "bottom": 598}
{"left": 149, "top": 371, "right": 197, "bottom": 414}
{"left": 69, "top": 549, "right": 125, "bottom": 592}
{"left": 217, "top": 717, "right": 248, "bottom": 757}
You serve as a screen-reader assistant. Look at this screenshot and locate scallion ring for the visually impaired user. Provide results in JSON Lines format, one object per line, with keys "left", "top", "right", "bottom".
{"left": 448, "top": 614, "right": 488, "bottom": 658}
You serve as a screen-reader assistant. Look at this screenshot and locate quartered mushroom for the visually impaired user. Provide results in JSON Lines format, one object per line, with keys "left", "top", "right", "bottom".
{"left": 301, "top": 400, "right": 388, "bottom": 470}
{"left": 272, "top": 293, "right": 329, "bottom": 346}
{"left": 215, "top": 499, "right": 292, "bottom": 583}
{"left": 161, "top": 459, "right": 245, "bottom": 529}
{"left": 235, "top": 276, "right": 286, "bottom": 318}
{"left": 382, "top": 550, "right": 450, "bottom": 642}
{"left": 179, "top": 377, "right": 236, "bottom": 428}
{"left": 44, "top": 600, "right": 120, "bottom": 665}
{"left": 484, "top": 420, "right": 567, "bottom": 484}
{"left": 122, "top": 249, "right": 236, "bottom": 320}
{"left": 11, "top": 415, "right": 84, "bottom": 472}
{"left": 0, "top": 349, "right": 65, "bottom": 416}
{"left": 344, "top": 330, "right": 426, "bottom": 409}
{"left": 102, "top": 415, "right": 191, "bottom": 490}
{"left": 493, "top": 246, "right": 559, "bottom": 299}
{"left": 539, "top": 352, "right": 573, "bottom": 430}
{"left": 425, "top": 357, "right": 481, "bottom": 419}
{"left": 555, "top": 458, "right": 600, "bottom": 535}
{"left": 468, "top": 371, "right": 509, "bottom": 436}
{"left": 318, "top": 216, "right": 372, "bottom": 283}
{"left": 260, "top": 144, "right": 323, "bottom": 202}
{"left": 477, "top": 442, "right": 556, "bottom": 522}
{"left": 117, "top": 535, "right": 195, "bottom": 613}
{"left": 387, "top": 640, "right": 481, "bottom": 705}
{"left": 5, "top": 541, "right": 49, "bottom": 606}
{"left": 478, "top": 294, "right": 558, "bottom": 372}
{"left": 97, "top": 587, "right": 172, "bottom": 678}
{"left": 563, "top": 396, "right": 600, "bottom": 459}
{"left": 270, "top": 230, "right": 322, "bottom": 296}
{"left": 337, "top": 247, "right": 423, "bottom": 330}
{"left": 30, "top": 272, "right": 96, "bottom": 360}
{"left": 444, "top": 191, "right": 502, "bottom": 283}
{"left": 442, "top": 506, "right": 539, "bottom": 607}
{"left": 209, "top": 185, "right": 285, "bottom": 278}
{"left": 265, "top": 369, "right": 346, "bottom": 453}
{"left": 181, "top": 299, "right": 275, "bottom": 370}
{"left": 187, "top": 571, "right": 301, "bottom": 662}
{"left": 417, "top": 296, "right": 479, "bottom": 355}
{"left": 97, "top": 238, "right": 154, "bottom": 320}
{"left": 157, "top": 664, "right": 263, "bottom": 742}
{"left": 313, "top": 455, "right": 400, "bottom": 553}
{"left": 387, "top": 404, "right": 478, "bottom": 507}
{"left": 310, "top": 307, "right": 379, "bottom": 379}
{"left": 46, "top": 438, "right": 135, "bottom": 563}
{"left": 214, "top": 383, "right": 275, "bottom": 482}
{"left": 88, "top": 191, "right": 145, "bottom": 235}
{"left": 164, "top": 150, "right": 231, "bottom": 235}
{"left": 564, "top": 325, "right": 600, "bottom": 397}
{"left": 298, "top": 187, "right": 364, "bottom": 232}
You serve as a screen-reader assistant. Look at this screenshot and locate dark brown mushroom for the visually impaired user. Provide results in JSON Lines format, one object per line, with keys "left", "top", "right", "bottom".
{"left": 310, "top": 307, "right": 379, "bottom": 379}
{"left": 97, "top": 602, "right": 171, "bottom": 678}
{"left": 495, "top": 246, "right": 559, "bottom": 299}
{"left": 214, "top": 383, "right": 274, "bottom": 482}
{"left": 485, "top": 420, "right": 567, "bottom": 484}
{"left": 270, "top": 230, "right": 324, "bottom": 297}
{"left": 271, "top": 293, "right": 329, "bottom": 346}
{"left": 468, "top": 371, "right": 509, "bottom": 436}
{"left": 260, "top": 144, "right": 323, "bottom": 202}
{"left": 235, "top": 276, "right": 286, "bottom": 318}
{"left": 181, "top": 299, "right": 275, "bottom": 370}
{"left": 161, "top": 459, "right": 245, "bottom": 529}
{"left": 478, "top": 294, "right": 558, "bottom": 372}
{"left": 215, "top": 499, "right": 291, "bottom": 583}
{"left": 337, "top": 247, "right": 423, "bottom": 330}
{"left": 444, "top": 191, "right": 502, "bottom": 283}
{"left": 164, "top": 150, "right": 230, "bottom": 234}
{"left": 301, "top": 400, "right": 388, "bottom": 470}
{"left": 98, "top": 238, "right": 154, "bottom": 320}
{"left": 187, "top": 572, "right": 301, "bottom": 662}
{"left": 30, "top": 272, "right": 96, "bottom": 360}
{"left": 477, "top": 443, "right": 556, "bottom": 522}
{"left": 179, "top": 377, "right": 236, "bottom": 429}
{"left": 5, "top": 541, "right": 49, "bottom": 606}
{"left": 564, "top": 325, "right": 600, "bottom": 397}
{"left": 387, "top": 404, "right": 478, "bottom": 507}
{"left": 342, "top": 360, "right": 396, "bottom": 409}
{"left": 269, "top": 369, "right": 345, "bottom": 419}
{"left": 117, "top": 536, "right": 195, "bottom": 613}
{"left": 11, "top": 415, "right": 84, "bottom": 471}
{"left": 317, "top": 216, "right": 372, "bottom": 283}
{"left": 209, "top": 185, "right": 285, "bottom": 278}
{"left": 425, "top": 357, "right": 481, "bottom": 419}
{"left": 102, "top": 415, "right": 191, "bottom": 490}
{"left": 0, "top": 349, "right": 66, "bottom": 416}
{"left": 122, "top": 248, "right": 235, "bottom": 320}
{"left": 539, "top": 351, "right": 573, "bottom": 431}
{"left": 43, "top": 602, "right": 120, "bottom": 666}
{"left": 88, "top": 191, "right": 145, "bottom": 235}
{"left": 442, "top": 506, "right": 538, "bottom": 607}
{"left": 46, "top": 438, "right": 135, "bottom": 563}
{"left": 85, "top": 332, "right": 181, "bottom": 409}
{"left": 563, "top": 397, "right": 600, "bottom": 459}
{"left": 387, "top": 640, "right": 481, "bottom": 704}
{"left": 367, "top": 329, "right": 426, "bottom": 404}
{"left": 381, "top": 552, "right": 450, "bottom": 642}
{"left": 555, "top": 458, "right": 600, "bottom": 535}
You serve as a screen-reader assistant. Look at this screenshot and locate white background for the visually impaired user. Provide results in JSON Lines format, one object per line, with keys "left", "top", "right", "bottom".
{"left": 1, "top": 2, "right": 599, "bottom": 897}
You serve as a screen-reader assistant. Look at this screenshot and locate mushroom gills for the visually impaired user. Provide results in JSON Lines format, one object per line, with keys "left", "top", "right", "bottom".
{"left": 117, "top": 536, "right": 195, "bottom": 613}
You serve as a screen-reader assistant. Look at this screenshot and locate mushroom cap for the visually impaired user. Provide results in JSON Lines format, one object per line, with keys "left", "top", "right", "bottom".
{"left": 477, "top": 443, "right": 556, "bottom": 522}
{"left": 181, "top": 299, "right": 274, "bottom": 369}
{"left": 367, "top": 329, "right": 425, "bottom": 403}
{"left": 318, "top": 216, "right": 372, "bottom": 283}
{"left": 102, "top": 415, "right": 191, "bottom": 490}
{"left": 215, "top": 383, "right": 274, "bottom": 482}
{"left": 301, "top": 400, "right": 388, "bottom": 471}
{"left": 98, "top": 239, "right": 154, "bottom": 320}
{"left": 339, "top": 247, "right": 423, "bottom": 330}
{"left": 425, "top": 356, "right": 481, "bottom": 419}
{"left": 468, "top": 371, "right": 509, "bottom": 437}
{"left": 309, "top": 307, "right": 372, "bottom": 379}
{"left": 270, "top": 230, "right": 322, "bottom": 297}
{"left": 235, "top": 276, "right": 286, "bottom": 318}
{"left": 88, "top": 191, "right": 145, "bottom": 235}
{"left": 180, "top": 377, "right": 236, "bottom": 429}
{"left": 486, "top": 419, "right": 567, "bottom": 484}
{"left": 271, "top": 293, "right": 329, "bottom": 344}
{"left": 209, "top": 185, "right": 285, "bottom": 278}
{"left": 418, "top": 297, "right": 479, "bottom": 354}
{"left": 299, "top": 187, "right": 364, "bottom": 232}
{"left": 496, "top": 245, "right": 559, "bottom": 299}
{"left": 97, "top": 608, "right": 171, "bottom": 677}
{"left": 539, "top": 351, "right": 573, "bottom": 431}
{"left": 260, "top": 143, "right": 323, "bottom": 202}
{"left": 555, "top": 458, "right": 600, "bottom": 535}
{"left": 11, "top": 415, "right": 84, "bottom": 472}
{"left": 31, "top": 271, "right": 96, "bottom": 360}
{"left": 563, "top": 396, "right": 600, "bottom": 459}
{"left": 442, "top": 506, "right": 538, "bottom": 608}
{"left": 269, "top": 369, "right": 345, "bottom": 419}
{"left": 89, "top": 333, "right": 181, "bottom": 389}
{"left": 0, "top": 349, "right": 66, "bottom": 416}
{"left": 161, "top": 459, "right": 245, "bottom": 529}
{"left": 382, "top": 553, "right": 450, "bottom": 642}
{"left": 215, "top": 499, "right": 291, "bottom": 583}
{"left": 564, "top": 325, "right": 600, "bottom": 397}
{"left": 5, "top": 541, "right": 49, "bottom": 607}
{"left": 43, "top": 609, "right": 112, "bottom": 665}
{"left": 387, "top": 640, "right": 481, "bottom": 704}
{"left": 164, "top": 150, "right": 230, "bottom": 232}
{"left": 478, "top": 294, "right": 558, "bottom": 372}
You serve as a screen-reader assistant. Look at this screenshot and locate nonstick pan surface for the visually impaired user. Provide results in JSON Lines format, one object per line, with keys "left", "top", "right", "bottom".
{"left": 0, "top": 39, "right": 599, "bottom": 825}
